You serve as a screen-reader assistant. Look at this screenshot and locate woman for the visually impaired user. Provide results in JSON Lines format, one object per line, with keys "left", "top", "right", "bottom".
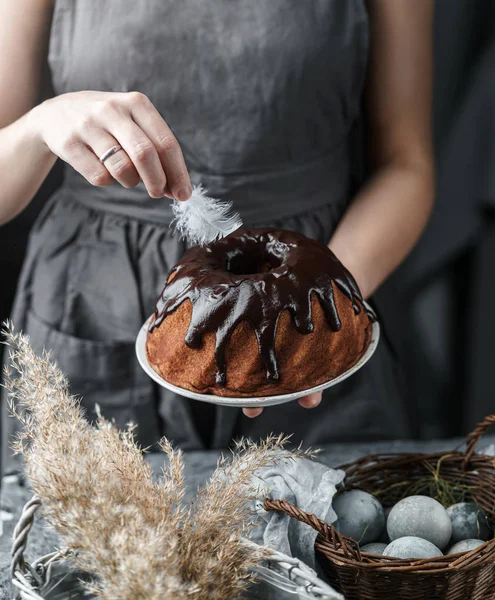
{"left": 0, "top": 0, "right": 434, "bottom": 467}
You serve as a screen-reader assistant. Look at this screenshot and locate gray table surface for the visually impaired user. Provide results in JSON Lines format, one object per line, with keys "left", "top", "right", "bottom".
{"left": 2, "top": 435, "right": 494, "bottom": 598}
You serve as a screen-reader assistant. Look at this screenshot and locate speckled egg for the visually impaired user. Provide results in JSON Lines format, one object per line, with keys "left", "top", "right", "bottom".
{"left": 333, "top": 490, "right": 385, "bottom": 545}
{"left": 446, "top": 502, "right": 491, "bottom": 543}
{"left": 447, "top": 539, "right": 485, "bottom": 554}
{"left": 383, "top": 536, "right": 443, "bottom": 559}
{"left": 361, "top": 542, "right": 387, "bottom": 554}
{"left": 387, "top": 495, "right": 452, "bottom": 550}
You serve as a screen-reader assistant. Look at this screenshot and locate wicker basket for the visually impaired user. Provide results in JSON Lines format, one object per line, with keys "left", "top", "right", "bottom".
{"left": 10, "top": 495, "right": 342, "bottom": 600}
{"left": 264, "top": 414, "right": 495, "bottom": 600}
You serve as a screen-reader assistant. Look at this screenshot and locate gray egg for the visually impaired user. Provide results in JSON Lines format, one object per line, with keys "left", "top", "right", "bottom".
{"left": 447, "top": 539, "right": 485, "bottom": 554}
{"left": 333, "top": 490, "right": 385, "bottom": 545}
{"left": 383, "top": 536, "right": 443, "bottom": 559}
{"left": 361, "top": 542, "right": 387, "bottom": 554}
{"left": 446, "top": 502, "right": 491, "bottom": 543}
{"left": 387, "top": 495, "right": 452, "bottom": 550}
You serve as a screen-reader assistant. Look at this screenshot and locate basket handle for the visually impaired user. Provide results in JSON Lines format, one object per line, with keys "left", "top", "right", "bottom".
{"left": 463, "top": 414, "right": 495, "bottom": 468}
{"left": 263, "top": 498, "right": 362, "bottom": 561}
{"left": 10, "top": 495, "right": 43, "bottom": 584}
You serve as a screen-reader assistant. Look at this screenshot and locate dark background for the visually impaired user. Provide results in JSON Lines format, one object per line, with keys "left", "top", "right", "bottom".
{"left": 1, "top": 0, "right": 494, "bottom": 440}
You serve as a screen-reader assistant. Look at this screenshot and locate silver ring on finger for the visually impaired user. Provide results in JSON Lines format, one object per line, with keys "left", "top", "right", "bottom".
{"left": 99, "top": 144, "right": 123, "bottom": 164}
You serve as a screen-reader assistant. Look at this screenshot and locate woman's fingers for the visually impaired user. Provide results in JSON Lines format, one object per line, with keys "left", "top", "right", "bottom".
{"left": 242, "top": 392, "right": 322, "bottom": 419}
{"left": 243, "top": 407, "right": 264, "bottom": 418}
{"left": 298, "top": 392, "right": 322, "bottom": 409}
{"left": 109, "top": 118, "right": 167, "bottom": 198}
{"left": 60, "top": 138, "right": 114, "bottom": 187}
{"left": 85, "top": 131, "right": 140, "bottom": 189}
{"left": 129, "top": 93, "right": 192, "bottom": 201}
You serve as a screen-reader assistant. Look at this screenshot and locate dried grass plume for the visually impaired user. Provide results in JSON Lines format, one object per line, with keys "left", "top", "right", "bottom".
{"left": 2, "top": 322, "right": 309, "bottom": 599}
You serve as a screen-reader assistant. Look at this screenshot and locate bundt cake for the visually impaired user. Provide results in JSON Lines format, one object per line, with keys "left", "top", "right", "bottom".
{"left": 146, "top": 229, "right": 375, "bottom": 397}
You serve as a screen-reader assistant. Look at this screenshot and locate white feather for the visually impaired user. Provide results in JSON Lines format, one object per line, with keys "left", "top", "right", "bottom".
{"left": 171, "top": 184, "right": 243, "bottom": 246}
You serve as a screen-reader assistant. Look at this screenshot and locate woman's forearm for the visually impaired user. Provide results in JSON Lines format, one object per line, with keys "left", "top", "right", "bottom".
{"left": 329, "top": 158, "right": 434, "bottom": 299}
{"left": 0, "top": 0, "right": 57, "bottom": 224}
{"left": 0, "top": 108, "right": 57, "bottom": 225}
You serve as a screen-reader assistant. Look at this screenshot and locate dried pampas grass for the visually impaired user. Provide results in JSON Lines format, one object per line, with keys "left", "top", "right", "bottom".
{"left": 2, "top": 322, "right": 307, "bottom": 599}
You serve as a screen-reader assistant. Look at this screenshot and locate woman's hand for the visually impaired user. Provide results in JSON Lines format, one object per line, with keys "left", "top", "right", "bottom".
{"left": 242, "top": 392, "right": 322, "bottom": 418}
{"left": 32, "top": 91, "right": 192, "bottom": 200}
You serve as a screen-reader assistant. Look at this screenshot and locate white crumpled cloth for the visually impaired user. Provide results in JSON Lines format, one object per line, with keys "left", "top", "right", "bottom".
{"left": 250, "top": 454, "right": 345, "bottom": 570}
{"left": 480, "top": 443, "right": 495, "bottom": 456}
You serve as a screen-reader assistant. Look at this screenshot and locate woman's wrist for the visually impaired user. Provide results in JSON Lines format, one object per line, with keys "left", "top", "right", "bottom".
{"left": 26, "top": 101, "right": 56, "bottom": 158}
{"left": 0, "top": 104, "right": 58, "bottom": 225}
{"left": 328, "top": 241, "right": 374, "bottom": 300}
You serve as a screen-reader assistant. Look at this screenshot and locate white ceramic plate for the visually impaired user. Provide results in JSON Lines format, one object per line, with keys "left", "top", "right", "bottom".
{"left": 135, "top": 308, "right": 380, "bottom": 407}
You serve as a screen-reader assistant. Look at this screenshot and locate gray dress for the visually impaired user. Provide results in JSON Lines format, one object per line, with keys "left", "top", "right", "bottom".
{"left": 3, "top": 0, "right": 411, "bottom": 469}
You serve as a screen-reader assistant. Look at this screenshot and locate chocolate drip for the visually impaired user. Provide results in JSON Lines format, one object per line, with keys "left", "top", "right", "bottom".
{"left": 150, "top": 229, "right": 375, "bottom": 386}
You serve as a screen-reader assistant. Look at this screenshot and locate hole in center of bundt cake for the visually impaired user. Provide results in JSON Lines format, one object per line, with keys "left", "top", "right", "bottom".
{"left": 225, "top": 248, "right": 283, "bottom": 275}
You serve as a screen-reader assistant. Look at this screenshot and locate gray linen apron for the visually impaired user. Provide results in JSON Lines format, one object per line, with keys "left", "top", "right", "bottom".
{"left": 3, "top": 0, "right": 411, "bottom": 471}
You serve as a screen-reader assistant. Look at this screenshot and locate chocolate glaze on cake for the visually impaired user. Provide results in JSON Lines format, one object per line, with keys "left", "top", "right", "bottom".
{"left": 149, "top": 229, "right": 375, "bottom": 388}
